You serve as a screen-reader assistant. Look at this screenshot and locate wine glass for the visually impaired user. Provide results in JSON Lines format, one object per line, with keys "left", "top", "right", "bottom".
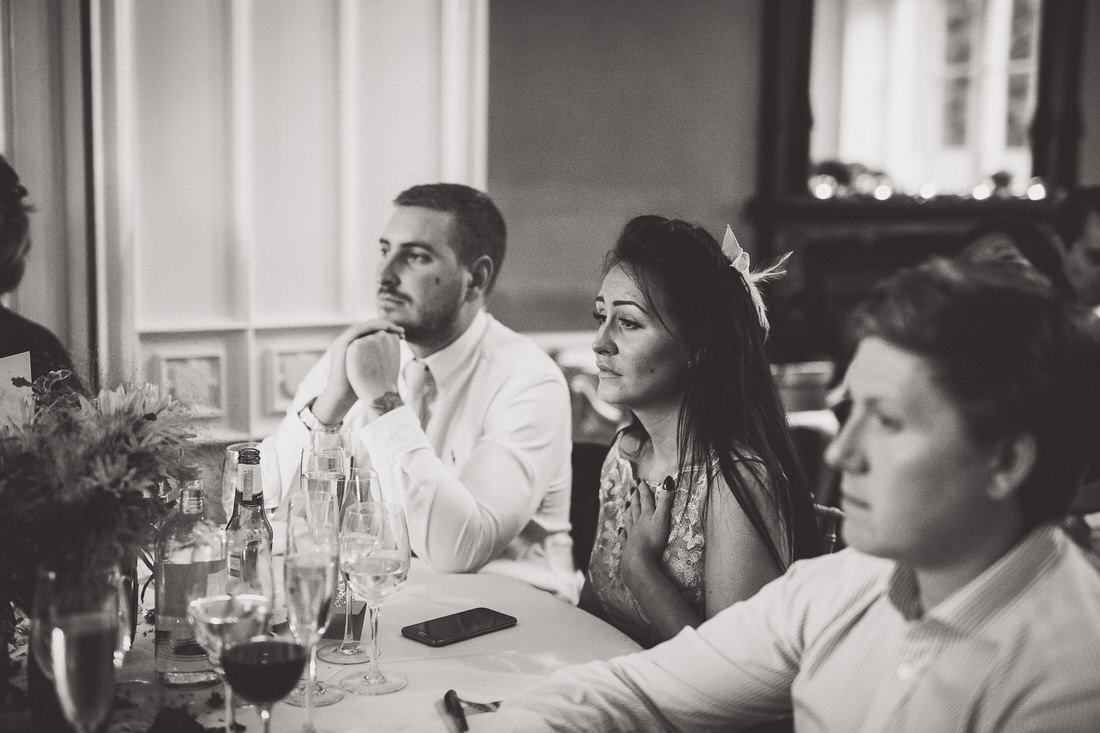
{"left": 187, "top": 594, "right": 271, "bottom": 731}
{"left": 338, "top": 501, "right": 411, "bottom": 695}
{"left": 283, "top": 491, "right": 343, "bottom": 727}
{"left": 317, "top": 467, "right": 380, "bottom": 664}
{"left": 222, "top": 635, "right": 307, "bottom": 733}
{"left": 32, "top": 566, "right": 121, "bottom": 733}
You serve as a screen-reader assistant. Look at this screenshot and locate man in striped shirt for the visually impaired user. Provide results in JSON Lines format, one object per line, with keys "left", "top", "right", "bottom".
{"left": 484, "top": 257, "right": 1100, "bottom": 732}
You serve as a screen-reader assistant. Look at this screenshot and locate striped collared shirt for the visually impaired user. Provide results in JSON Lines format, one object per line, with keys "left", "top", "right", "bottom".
{"left": 487, "top": 525, "right": 1100, "bottom": 732}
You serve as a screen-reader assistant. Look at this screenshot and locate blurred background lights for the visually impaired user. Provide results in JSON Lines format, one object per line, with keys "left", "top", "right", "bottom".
{"left": 873, "top": 184, "right": 892, "bottom": 200}
{"left": 918, "top": 183, "right": 937, "bottom": 200}
{"left": 971, "top": 183, "right": 993, "bottom": 200}
{"left": 810, "top": 174, "right": 837, "bottom": 199}
{"left": 1026, "top": 178, "right": 1047, "bottom": 200}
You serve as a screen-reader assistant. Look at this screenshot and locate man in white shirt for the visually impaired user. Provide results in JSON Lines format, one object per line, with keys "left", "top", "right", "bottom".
{"left": 263, "top": 183, "right": 579, "bottom": 601}
{"left": 483, "top": 257, "right": 1100, "bottom": 731}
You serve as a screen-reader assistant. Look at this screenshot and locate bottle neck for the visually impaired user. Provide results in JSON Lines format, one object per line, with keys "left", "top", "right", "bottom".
{"left": 233, "top": 489, "right": 265, "bottom": 509}
{"left": 236, "top": 463, "right": 263, "bottom": 504}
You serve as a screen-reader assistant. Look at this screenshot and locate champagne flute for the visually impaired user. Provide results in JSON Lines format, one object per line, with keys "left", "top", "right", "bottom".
{"left": 338, "top": 501, "right": 411, "bottom": 695}
{"left": 317, "top": 467, "right": 380, "bottom": 664}
{"left": 187, "top": 594, "right": 271, "bottom": 731}
{"left": 222, "top": 635, "right": 307, "bottom": 733}
{"left": 301, "top": 445, "right": 346, "bottom": 513}
{"left": 32, "top": 566, "right": 121, "bottom": 733}
{"left": 283, "top": 491, "right": 343, "bottom": 727}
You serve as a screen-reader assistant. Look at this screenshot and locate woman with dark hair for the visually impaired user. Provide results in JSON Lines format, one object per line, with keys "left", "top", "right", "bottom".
{"left": 0, "top": 154, "right": 79, "bottom": 385}
{"left": 580, "top": 215, "right": 820, "bottom": 646}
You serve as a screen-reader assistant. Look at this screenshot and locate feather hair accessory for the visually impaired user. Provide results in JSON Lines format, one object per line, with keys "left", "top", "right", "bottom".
{"left": 720, "top": 225, "right": 792, "bottom": 338}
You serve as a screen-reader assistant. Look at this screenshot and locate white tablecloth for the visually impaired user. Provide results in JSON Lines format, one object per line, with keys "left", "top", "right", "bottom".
{"left": 92, "top": 561, "right": 641, "bottom": 732}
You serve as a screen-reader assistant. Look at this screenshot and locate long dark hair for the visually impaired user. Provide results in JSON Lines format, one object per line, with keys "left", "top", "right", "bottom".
{"left": 606, "top": 215, "right": 821, "bottom": 568}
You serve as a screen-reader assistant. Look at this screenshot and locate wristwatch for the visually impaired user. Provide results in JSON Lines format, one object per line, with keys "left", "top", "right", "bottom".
{"left": 298, "top": 399, "right": 342, "bottom": 431}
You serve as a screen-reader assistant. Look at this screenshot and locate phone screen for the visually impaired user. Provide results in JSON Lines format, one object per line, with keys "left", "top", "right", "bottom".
{"left": 401, "top": 607, "right": 517, "bottom": 647}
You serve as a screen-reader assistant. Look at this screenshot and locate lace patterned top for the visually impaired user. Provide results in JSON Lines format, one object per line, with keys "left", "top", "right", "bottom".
{"left": 587, "top": 432, "right": 786, "bottom": 647}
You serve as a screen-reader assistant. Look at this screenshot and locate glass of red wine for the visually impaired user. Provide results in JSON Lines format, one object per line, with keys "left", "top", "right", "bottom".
{"left": 221, "top": 636, "right": 308, "bottom": 733}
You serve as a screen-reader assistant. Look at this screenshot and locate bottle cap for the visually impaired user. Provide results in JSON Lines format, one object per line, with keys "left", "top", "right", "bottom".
{"left": 239, "top": 448, "right": 261, "bottom": 465}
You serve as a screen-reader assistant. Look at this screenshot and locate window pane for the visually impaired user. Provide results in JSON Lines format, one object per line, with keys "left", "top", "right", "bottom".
{"left": 1010, "top": 0, "right": 1038, "bottom": 60}
{"left": 1006, "top": 72, "right": 1031, "bottom": 147}
{"left": 943, "top": 77, "right": 969, "bottom": 146}
{"left": 945, "top": 0, "right": 973, "bottom": 64}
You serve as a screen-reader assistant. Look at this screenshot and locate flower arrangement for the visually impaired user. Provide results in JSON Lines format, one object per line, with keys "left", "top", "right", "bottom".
{"left": 0, "top": 370, "right": 197, "bottom": 621}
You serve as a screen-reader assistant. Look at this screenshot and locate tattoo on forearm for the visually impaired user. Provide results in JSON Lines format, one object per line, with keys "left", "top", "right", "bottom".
{"left": 371, "top": 391, "right": 404, "bottom": 415}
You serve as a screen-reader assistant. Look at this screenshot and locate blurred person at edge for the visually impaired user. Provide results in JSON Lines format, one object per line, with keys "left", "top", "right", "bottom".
{"left": 261, "top": 183, "right": 577, "bottom": 601}
{"left": 1056, "top": 185, "right": 1100, "bottom": 316}
{"left": 0, "top": 153, "right": 82, "bottom": 391}
{"left": 481, "top": 256, "right": 1100, "bottom": 732}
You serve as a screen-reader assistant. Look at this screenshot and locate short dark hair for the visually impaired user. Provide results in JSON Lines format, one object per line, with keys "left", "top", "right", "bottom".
{"left": 1054, "top": 186, "right": 1100, "bottom": 249}
{"left": 0, "top": 154, "right": 32, "bottom": 295}
{"left": 847, "top": 256, "right": 1100, "bottom": 528}
{"left": 393, "top": 183, "right": 506, "bottom": 292}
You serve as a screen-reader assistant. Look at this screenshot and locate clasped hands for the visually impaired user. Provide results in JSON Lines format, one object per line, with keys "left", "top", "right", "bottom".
{"left": 312, "top": 320, "right": 406, "bottom": 423}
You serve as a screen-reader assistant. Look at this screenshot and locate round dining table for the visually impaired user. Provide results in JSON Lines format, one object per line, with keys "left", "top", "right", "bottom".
{"left": 8, "top": 561, "right": 640, "bottom": 732}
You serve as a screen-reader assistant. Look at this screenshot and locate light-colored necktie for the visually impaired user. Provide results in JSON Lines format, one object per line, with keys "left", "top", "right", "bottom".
{"left": 403, "top": 359, "right": 437, "bottom": 429}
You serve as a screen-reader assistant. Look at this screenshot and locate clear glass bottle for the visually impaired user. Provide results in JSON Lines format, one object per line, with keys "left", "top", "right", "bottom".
{"left": 154, "top": 464, "right": 225, "bottom": 687}
{"left": 225, "top": 447, "right": 274, "bottom": 599}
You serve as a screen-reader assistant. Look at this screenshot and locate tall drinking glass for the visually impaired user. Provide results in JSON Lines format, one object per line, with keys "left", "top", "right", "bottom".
{"left": 32, "top": 566, "right": 130, "bottom": 679}
{"left": 32, "top": 566, "right": 121, "bottom": 733}
{"left": 317, "top": 467, "right": 379, "bottom": 664}
{"left": 338, "top": 501, "right": 411, "bottom": 695}
{"left": 283, "top": 491, "right": 343, "bottom": 727}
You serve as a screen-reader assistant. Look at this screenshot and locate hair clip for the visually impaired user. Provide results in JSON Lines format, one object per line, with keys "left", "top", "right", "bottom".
{"left": 720, "top": 226, "right": 791, "bottom": 338}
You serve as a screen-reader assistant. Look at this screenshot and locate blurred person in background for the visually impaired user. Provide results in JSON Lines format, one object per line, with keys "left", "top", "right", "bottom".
{"left": 0, "top": 154, "right": 80, "bottom": 390}
{"left": 1056, "top": 185, "right": 1100, "bottom": 316}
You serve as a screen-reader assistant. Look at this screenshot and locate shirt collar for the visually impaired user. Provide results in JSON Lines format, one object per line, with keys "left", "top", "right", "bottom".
{"left": 399, "top": 309, "right": 489, "bottom": 394}
{"left": 886, "top": 524, "right": 1065, "bottom": 628}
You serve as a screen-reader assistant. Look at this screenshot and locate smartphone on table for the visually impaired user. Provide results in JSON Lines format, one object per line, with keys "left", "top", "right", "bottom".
{"left": 401, "top": 607, "right": 517, "bottom": 647}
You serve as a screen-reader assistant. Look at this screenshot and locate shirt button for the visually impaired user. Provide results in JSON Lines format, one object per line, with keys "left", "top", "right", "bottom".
{"left": 897, "top": 663, "right": 915, "bottom": 681}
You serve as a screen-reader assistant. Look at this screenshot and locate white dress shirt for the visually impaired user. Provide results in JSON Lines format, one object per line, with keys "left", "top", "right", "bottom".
{"left": 263, "top": 311, "right": 581, "bottom": 601}
{"left": 484, "top": 525, "right": 1100, "bottom": 731}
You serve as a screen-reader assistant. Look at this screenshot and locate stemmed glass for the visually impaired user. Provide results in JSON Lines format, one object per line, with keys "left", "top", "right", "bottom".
{"left": 221, "top": 635, "right": 307, "bottom": 733}
{"left": 31, "top": 566, "right": 121, "bottom": 733}
{"left": 318, "top": 467, "right": 380, "bottom": 664}
{"left": 187, "top": 593, "right": 271, "bottom": 731}
{"left": 338, "top": 501, "right": 411, "bottom": 695}
{"left": 283, "top": 491, "right": 343, "bottom": 728}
